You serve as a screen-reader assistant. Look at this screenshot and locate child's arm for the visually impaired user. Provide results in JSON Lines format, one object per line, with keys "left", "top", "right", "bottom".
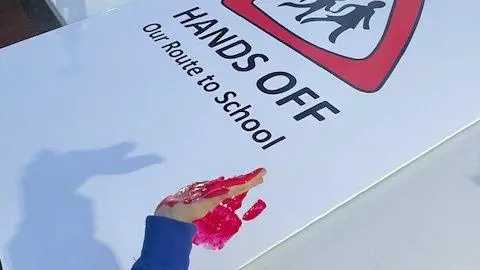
{"left": 131, "top": 216, "right": 197, "bottom": 270}
{"left": 132, "top": 168, "right": 266, "bottom": 270}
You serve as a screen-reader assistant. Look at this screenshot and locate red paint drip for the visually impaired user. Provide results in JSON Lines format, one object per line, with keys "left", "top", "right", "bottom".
{"left": 242, "top": 199, "right": 267, "bottom": 221}
{"left": 192, "top": 168, "right": 268, "bottom": 250}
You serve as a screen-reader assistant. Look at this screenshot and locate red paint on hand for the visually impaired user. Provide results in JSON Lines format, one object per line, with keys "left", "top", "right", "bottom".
{"left": 204, "top": 187, "right": 230, "bottom": 198}
{"left": 192, "top": 168, "right": 267, "bottom": 250}
{"left": 160, "top": 168, "right": 265, "bottom": 207}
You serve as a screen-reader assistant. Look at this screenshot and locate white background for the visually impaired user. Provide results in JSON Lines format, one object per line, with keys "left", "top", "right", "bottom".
{"left": 1, "top": 0, "right": 480, "bottom": 269}
{"left": 241, "top": 119, "right": 480, "bottom": 270}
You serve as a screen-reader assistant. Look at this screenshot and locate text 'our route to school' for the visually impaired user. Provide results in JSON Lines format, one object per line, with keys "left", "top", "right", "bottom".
{"left": 142, "top": 6, "right": 342, "bottom": 151}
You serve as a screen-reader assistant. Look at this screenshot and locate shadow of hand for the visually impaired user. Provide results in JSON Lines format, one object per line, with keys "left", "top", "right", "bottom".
{"left": 472, "top": 155, "right": 480, "bottom": 186}
{"left": 63, "top": 142, "right": 163, "bottom": 176}
{"left": 7, "top": 142, "right": 162, "bottom": 270}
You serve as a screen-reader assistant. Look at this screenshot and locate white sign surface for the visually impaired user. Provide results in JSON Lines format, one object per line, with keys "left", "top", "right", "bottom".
{"left": 0, "top": 0, "right": 479, "bottom": 269}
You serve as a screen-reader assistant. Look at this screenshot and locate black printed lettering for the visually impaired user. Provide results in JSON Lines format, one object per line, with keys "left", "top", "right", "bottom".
{"left": 215, "top": 91, "right": 237, "bottom": 104}
{"left": 199, "top": 27, "right": 238, "bottom": 48}
{"left": 253, "top": 129, "right": 272, "bottom": 143}
{"left": 294, "top": 101, "right": 340, "bottom": 122}
{"left": 197, "top": 75, "right": 215, "bottom": 85}
{"left": 161, "top": 41, "right": 181, "bottom": 52}
{"left": 184, "top": 19, "right": 219, "bottom": 36}
{"left": 223, "top": 101, "right": 240, "bottom": 112}
{"left": 175, "top": 55, "right": 191, "bottom": 65}
{"left": 182, "top": 60, "right": 198, "bottom": 70}
{"left": 233, "top": 53, "right": 269, "bottom": 72}
{"left": 262, "top": 136, "right": 286, "bottom": 150}
{"left": 203, "top": 82, "right": 220, "bottom": 92}
{"left": 173, "top": 7, "right": 208, "bottom": 24}
{"left": 241, "top": 119, "right": 261, "bottom": 131}
{"left": 257, "top": 71, "right": 297, "bottom": 95}
{"left": 229, "top": 105, "right": 252, "bottom": 122}
{"left": 187, "top": 67, "right": 203, "bottom": 76}
{"left": 143, "top": 23, "right": 161, "bottom": 32}
{"left": 276, "top": 87, "right": 320, "bottom": 106}
{"left": 169, "top": 49, "right": 183, "bottom": 58}
{"left": 216, "top": 40, "right": 252, "bottom": 60}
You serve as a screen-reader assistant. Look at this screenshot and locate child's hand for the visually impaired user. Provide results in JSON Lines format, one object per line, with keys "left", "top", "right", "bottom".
{"left": 154, "top": 168, "right": 266, "bottom": 223}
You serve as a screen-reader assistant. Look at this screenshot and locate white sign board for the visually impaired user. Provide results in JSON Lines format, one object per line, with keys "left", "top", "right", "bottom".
{"left": 0, "top": 0, "right": 479, "bottom": 269}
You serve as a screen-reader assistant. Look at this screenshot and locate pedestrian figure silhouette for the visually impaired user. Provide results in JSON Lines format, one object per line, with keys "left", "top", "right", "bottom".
{"left": 301, "top": 1, "right": 386, "bottom": 43}
{"left": 279, "top": 0, "right": 344, "bottom": 22}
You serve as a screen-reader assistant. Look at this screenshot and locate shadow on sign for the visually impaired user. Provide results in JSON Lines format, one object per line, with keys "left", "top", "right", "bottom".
{"left": 7, "top": 142, "right": 162, "bottom": 270}
{"left": 470, "top": 154, "right": 480, "bottom": 186}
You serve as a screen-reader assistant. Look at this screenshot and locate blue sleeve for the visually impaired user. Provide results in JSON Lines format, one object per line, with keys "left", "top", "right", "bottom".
{"left": 132, "top": 216, "right": 197, "bottom": 270}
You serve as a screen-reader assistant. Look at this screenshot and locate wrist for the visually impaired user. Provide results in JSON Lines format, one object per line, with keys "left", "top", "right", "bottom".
{"left": 155, "top": 206, "right": 192, "bottom": 223}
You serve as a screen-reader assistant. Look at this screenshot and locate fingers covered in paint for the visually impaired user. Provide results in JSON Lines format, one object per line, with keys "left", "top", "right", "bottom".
{"left": 155, "top": 168, "right": 266, "bottom": 223}
{"left": 227, "top": 168, "right": 265, "bottom": 197}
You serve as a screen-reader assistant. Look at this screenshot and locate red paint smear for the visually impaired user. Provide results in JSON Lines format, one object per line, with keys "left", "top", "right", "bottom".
{"left": 192, "top": 193, "right": 247, "bottom": 250}
{"left": 242, "top": 199, "right": 267, "bottom": 221}
{"left": 160, "top": 168, "right": 265, "bottom": 208}
{"left": 191, "top": 168, "right": 267, "bottom": 250}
